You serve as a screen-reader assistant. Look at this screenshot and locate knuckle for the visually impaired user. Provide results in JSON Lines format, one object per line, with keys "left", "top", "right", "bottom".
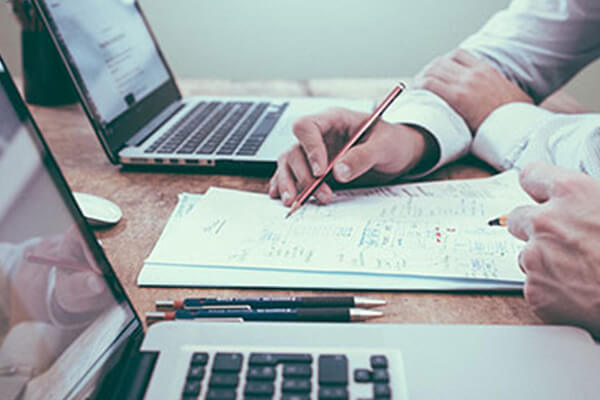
{"left": 550, "top": 174, "right": 582, "bottom": 197}
{"left": 529, "top": 209, "right": 555, "bottom": 234}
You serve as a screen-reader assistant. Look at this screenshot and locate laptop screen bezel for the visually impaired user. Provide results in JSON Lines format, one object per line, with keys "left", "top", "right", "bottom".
{"left": 32, "top": 0, "right": 183, "bottom": 163}
{"left": 0, "top": 54, "right": 144, "bottom": 395}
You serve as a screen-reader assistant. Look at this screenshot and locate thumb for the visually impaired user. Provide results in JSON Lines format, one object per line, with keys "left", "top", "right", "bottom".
{"left": 332, "top": 142, "right": 378, "bottom": 183}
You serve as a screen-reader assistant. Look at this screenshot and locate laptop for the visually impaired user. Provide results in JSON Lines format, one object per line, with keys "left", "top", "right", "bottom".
{"left": 1, "top": 58, "right": 600, "bottom": 400}
{"left": 32, "top": 0, "right": 371, "bottom": 172}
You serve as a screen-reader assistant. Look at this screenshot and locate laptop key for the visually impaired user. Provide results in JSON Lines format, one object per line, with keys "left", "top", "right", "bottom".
{"left": 283, "top": 364, "right": 312, "bottom": 378}
{"left": 373, "top": 384, "right": 391, "bottom": 399}
{"left": 191, "top": 352, "right": 209, "bottom": 366}
{"left": 187, "top": 366, "right": 205, "bottom": 380}
{"left": 249, "top": 353, "right": 313, "bottom": 366}
{"left": 282, "top": 379, "right": 311, "bottom": 393}
{"left": 244, "top": 381, "right": 274, "bottom": 396}
{"left": 213, "top": 353, "right": 243, "bottom": 372}
{"left": 318, "top": 386, "right": 348, "bottom": 400}
{"left": 318, "top": 355, "right": 348, "bottom": 386}
{"left": 182, "top": 380, "right": 201, "bottom": 396}
{"left": 372, "top": 369, "right": 389, "bottom": 383}
{"left": 353, "top": 368, "right": 371, "bottom": 382}
{"left": 370, "top": 355, "right": 388, "bottom": 369}
{"left": 282, "top": 395, "right": 310, "bottom": 400}
{"left": 206, "top": 388, "right": 236, "bottom": 400}
{"left": 247, "top": 366, "right": 276, "bottom": 381}
{"left": 210, "top": 373, "right": 239, "bottom": 387}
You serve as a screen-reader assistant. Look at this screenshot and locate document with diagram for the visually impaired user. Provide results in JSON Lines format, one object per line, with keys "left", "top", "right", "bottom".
{"left": 142, "top": 171, "right": 532, "bottom": 284}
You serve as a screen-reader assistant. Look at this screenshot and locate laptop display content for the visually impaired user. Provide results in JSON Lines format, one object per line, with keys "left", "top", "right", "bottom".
{"left": 0, "top": 58, "right": 137, "bottom": 400}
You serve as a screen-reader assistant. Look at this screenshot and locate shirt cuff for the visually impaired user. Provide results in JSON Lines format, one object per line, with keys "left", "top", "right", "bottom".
{"left": 382, "top": 89, "right": 472, "bottom": 178}
{"left": 472, "top": 102, "right": 552, "bottom": 171}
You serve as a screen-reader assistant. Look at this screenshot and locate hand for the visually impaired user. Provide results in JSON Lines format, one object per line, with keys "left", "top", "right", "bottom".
{"left": 507, "top": 162, "right": 600, "bottom": 338}
{"left": 10, "top": 227, "right": 110, "bottom": 326}
{"left": 414, "top": 49, "right": 533, "bottom": 132}
{"left": 269, "top": 108, "right": 438, "bottom": 205}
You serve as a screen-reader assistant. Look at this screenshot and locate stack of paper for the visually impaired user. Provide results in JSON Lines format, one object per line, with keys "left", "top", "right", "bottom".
{"left": 138, "top": 171, "right": 532, "bottom": 290}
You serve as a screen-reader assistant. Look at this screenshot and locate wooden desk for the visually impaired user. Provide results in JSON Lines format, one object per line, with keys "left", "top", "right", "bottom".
{"left": 26, "top": 79, "right": 587, "bottom": 328}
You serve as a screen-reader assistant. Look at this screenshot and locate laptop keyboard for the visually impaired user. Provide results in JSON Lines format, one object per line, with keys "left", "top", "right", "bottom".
{"left": 144, "top": 101, "right": 288, "bottom": 157}
{"left": 181, "top": 351, "right": 395, "bottom": 400}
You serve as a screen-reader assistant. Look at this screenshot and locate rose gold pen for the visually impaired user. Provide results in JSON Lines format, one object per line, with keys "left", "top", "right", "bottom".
{"left": 286, "top": 82, "right": 406, "bottom": 218}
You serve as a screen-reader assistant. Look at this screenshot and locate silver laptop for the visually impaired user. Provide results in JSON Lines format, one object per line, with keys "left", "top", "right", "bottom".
{"left": 32, "top": 0, "right": 371, "bottom": 172}
{"left": 2, "top": 57, "right": 600, "bottom": 400}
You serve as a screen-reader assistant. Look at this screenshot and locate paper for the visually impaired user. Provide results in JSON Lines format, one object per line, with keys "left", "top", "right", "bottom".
{"left": 145, "top": 171, "right": 531, "bottom": 283}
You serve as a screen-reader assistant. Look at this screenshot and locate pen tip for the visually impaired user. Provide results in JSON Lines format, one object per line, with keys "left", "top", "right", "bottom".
{"left": 354, "top": 297, "right": 387, "bottom": 307}
{"left": 350, "top": 308, "right": 384, "bottom": 321}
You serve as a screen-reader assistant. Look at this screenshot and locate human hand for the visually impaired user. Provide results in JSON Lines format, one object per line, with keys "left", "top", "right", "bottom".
{"left": 414, "top": 49, "right": 533, "bottom": 132}
{"left": 507, "top": 162, "right": 600, "bottom": 338}
{"left": 10, "top": 227, "right": 110, "bottom": 325}
{"left": 269, "top": 108, "right": 438, "bottom": 205}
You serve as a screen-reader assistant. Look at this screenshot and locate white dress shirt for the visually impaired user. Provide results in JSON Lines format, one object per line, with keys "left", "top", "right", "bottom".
{"left": 383, "top": 0, "right": 600, "bottom": 178}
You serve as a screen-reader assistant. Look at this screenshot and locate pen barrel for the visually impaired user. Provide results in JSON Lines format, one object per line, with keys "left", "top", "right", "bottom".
{"left": 183, "top": 297, "right": 354, "bottom": 309}
{"left": 294, "top": 308, "right": 350, "bottom": 322}
{"left": 174, "top": 308, "right": 350, "bottom": 322}
{"left": 297, "top": 297, "right": 354, "bottom": 308}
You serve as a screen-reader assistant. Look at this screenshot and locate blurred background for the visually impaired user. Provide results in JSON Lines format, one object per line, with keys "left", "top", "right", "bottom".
{"left": 0, "top": 0, "right": 598, "bottom": 110}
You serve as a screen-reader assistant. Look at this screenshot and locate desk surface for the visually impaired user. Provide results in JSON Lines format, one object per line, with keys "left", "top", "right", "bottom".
{"left": 26, "top": 78, "right": 587, "bottom": 328}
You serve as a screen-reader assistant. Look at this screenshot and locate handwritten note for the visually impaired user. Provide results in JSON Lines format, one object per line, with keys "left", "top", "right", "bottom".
{"left": 146, "top": 171, "right": 531, "bottom": 282}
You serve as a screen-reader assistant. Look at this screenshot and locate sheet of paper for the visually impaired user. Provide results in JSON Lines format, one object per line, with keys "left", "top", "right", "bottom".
{"left": 146, "top": 171, "right": 531, "bottom": 282}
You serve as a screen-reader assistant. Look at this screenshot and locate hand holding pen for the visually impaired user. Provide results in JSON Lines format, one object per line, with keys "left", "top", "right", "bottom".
{"left": 270, "top": 83, "right": 440, "bottom": 210}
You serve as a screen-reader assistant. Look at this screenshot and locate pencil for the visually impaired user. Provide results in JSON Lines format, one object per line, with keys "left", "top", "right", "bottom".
{"left": 488, "top": 215, "right": 508, "bottom": 227}
{"left": 25, "top": 254, "right": 92, "bottom": 273}
{"left": 285, "top": 83, "right": 406, "bottom": 218}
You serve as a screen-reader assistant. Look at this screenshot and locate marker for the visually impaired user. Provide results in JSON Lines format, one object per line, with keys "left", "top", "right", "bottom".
{"left": 156, "top": 296, "right": 386, "bottom": 310}
{"left": 146, "top": 308, "right": 383, "bottom": 323}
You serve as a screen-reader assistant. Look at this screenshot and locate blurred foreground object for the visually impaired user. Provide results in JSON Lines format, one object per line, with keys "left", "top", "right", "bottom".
{"left": 7, "top": 0, "right": 77, "bottom": 105}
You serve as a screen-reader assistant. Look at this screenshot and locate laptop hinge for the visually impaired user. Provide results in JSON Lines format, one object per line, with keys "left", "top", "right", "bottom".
{"left": 92, "top": 327, "right": 158, "bottom": 400}
{"left": 126, "top": 100, "right": 185, "bottom": 147}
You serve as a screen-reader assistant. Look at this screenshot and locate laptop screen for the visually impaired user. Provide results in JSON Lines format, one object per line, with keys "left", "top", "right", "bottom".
{"left": 35, "top": 0, "right": 181, "bottom": 157}
{"left": 0, "top": 58, "right": 138, "bottom": 399}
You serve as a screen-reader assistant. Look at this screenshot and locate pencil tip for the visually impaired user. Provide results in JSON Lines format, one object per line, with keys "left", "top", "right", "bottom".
{"left": 285, "top": 202, "right": 299, "bottom": 219}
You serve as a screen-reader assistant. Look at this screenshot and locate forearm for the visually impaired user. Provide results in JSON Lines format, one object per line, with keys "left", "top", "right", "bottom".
{"left": 460, "top": 0, "right": 600, "bottom": 103}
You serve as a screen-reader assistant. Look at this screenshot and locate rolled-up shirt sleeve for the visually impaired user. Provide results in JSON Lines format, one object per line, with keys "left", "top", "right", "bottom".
{"left": 473, "top": 103, "right": 600, "bottom": 178}
{"left": 460, "top": 0, "right": 600, "bottom": 104}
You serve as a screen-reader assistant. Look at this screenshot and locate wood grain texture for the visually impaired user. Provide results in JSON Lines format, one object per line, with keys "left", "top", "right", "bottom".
{"left": 24, "top": 78, "right": 587, "bottom": 330}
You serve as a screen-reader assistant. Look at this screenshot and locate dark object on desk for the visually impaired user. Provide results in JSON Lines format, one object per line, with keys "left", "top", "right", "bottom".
{"left": 10, "top": 0, "right": 77, "bottom": 105}
{"left": 146, "top": 308, "right": 383, "bottom": 323}
{"left": 155, "top": 296, "right": 386, "bottom": 310}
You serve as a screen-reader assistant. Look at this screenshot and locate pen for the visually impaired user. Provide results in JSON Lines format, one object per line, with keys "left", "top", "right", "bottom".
{"left": 156, "top": 296, "right": 386, "bottom": 310}
{"left": 488, "top": 215, "right": 508, "bottom": 227}
{"left": 25, "top": 254, "right": 92, "bottom": 273}
{"left": 286, "top": 83, "right": 406, "bottom": 218}
{"left": 146, "top": 308, "right": 383, "bottom": 323}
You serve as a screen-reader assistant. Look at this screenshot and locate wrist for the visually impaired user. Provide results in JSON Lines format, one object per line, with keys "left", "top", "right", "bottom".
{"left": 402, "top": 124, "right": 440, "bottom": 175}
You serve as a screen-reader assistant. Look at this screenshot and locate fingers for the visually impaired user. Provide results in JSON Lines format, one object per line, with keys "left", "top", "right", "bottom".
{"left": 519, "top": 162, "right": 584, "bottom": 203}
{"left": 270, "top": 147, "right": 333, "bottom": 206}
{"left": 54, "top": 271, "right": 108, "bottom": 313}
{"left": 293, "top": 109, "right": 364, "bottom": 176}
{"left": 507, "top": 205, "right": 537, "bottom": 241}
